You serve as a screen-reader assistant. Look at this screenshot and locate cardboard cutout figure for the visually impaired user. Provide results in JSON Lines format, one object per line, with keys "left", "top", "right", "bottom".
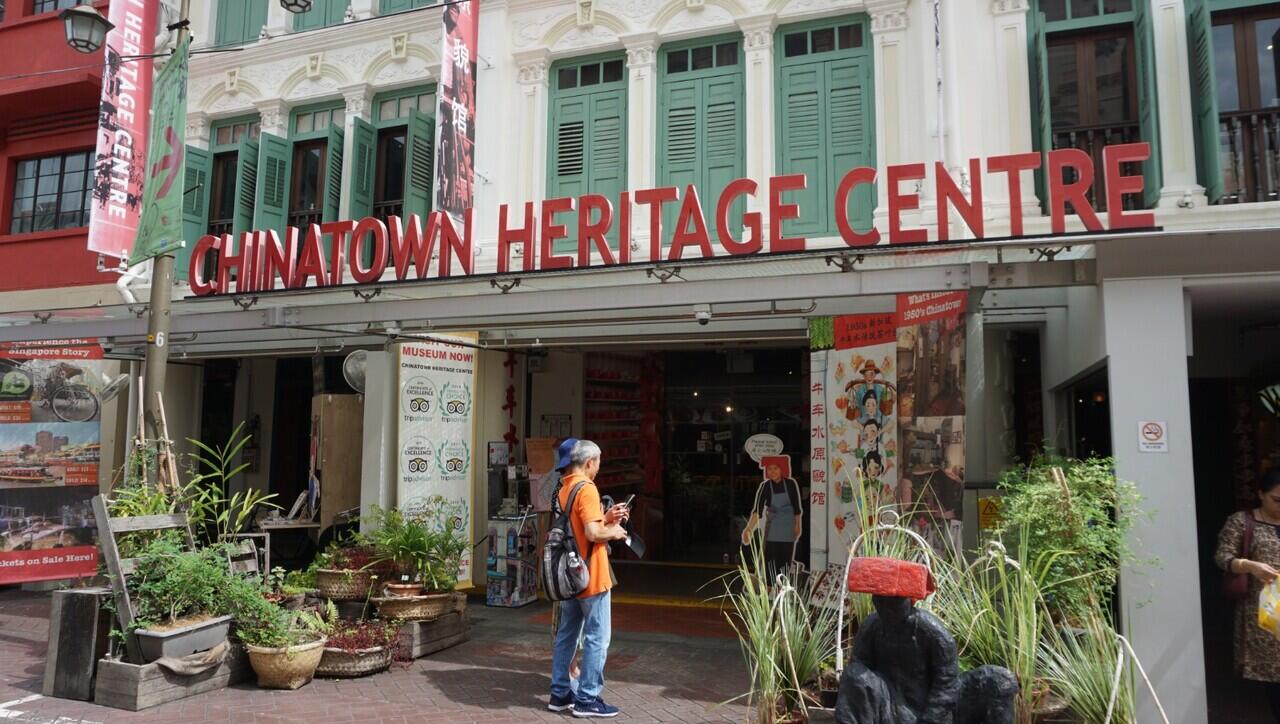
{"left": 741, "top": 455, "right": 802, "bottom": 575}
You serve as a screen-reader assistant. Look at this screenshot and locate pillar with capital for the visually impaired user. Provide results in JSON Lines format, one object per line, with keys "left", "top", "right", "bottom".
{"left": 738, "top": 15, "right": 777, "bottom": 239}
{"left": 255, "top": 100, "right": 289, "bottom": 138}
{"left": 866, "top": 0, "right": 912, "bottom": 232}
{"left": 514, "top": 49, "right": 551, "bottom": 224}
{"left": 1149, "top": 0, "right": 1206, "bottom": 208}
{"left": 987, "top": 0, "right": 1042, "bottom": 229}
{"left": 339, "top": 83, "right": 374, "bottom": 223}
{"left": 186, "top": 112, "right": 211, "bottom": 151}
{"left": 621, "top": 33, "right": 657, "bottom": 253}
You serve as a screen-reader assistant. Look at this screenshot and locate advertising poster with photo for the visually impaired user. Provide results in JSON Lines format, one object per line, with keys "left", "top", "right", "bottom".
{"left": 896, "top": 292, "right": 967, "bottom": 553}
{"left": 0, "top": 339, "right": 107, "bottom": 583}
{"left": 814, "top": 313, "right": 899, "bottom": 564}
{"left": 397, "top": 338, "right": 477, "bottom": 582}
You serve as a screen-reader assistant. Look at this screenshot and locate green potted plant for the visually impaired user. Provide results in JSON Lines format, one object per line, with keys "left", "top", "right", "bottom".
{"left": 368, "top": 499, "right": 469, "bottom": 621}
{"left": 367, "top": 506, "right": 429, "bottom": 597}
{"left": 316, "top": 616, "right": 406, "bottom": 678}
{"left": 126, "top": 538, "right": 237, "bottom": 663}
{"left": 233, "top": 594, "right": 330, "bottom": 690}
{"left": 313, "top": 538, "right": 381, "bottom": 601}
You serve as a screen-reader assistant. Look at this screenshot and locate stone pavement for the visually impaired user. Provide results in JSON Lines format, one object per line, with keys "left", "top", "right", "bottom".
{"left": 0, "top": 590, "right": 750, "bottom": 723}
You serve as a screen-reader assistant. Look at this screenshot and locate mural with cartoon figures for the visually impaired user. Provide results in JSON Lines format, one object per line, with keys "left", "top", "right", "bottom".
{"left": 807, "top": 293, "right": 967, "bottom": 568}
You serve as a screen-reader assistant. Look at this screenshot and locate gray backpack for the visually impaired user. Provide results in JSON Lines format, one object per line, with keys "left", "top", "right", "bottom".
{"left": 541, "top": 481, "right": 594, "bottom": 601}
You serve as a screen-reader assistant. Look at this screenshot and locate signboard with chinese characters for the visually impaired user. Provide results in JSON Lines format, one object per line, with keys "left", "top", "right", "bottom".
{"left": 434, "top": 0, "right": 479, "bottom": 222}
{"left": 0, "top": 340, "right": 106, "bottom": 583}
{"left": 397, "top": 337, "right": 477, "bottom": 583}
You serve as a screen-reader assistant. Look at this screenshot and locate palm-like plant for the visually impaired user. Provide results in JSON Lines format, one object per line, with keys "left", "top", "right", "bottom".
{"left": 187, "top": 422, "right": 278, "bottom": 542}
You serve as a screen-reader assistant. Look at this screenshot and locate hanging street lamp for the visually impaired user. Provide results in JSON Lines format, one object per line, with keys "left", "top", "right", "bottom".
{"left": 60, "top": 4, "right": 114, "bottom": 54}
{"left": 280, "top": 0, "right": 314, "bottom": 13}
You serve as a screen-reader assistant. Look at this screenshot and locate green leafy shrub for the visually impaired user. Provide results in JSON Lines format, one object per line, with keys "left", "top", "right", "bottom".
{"left": 994, "top": 455, "right": 1142, "bottom": 620}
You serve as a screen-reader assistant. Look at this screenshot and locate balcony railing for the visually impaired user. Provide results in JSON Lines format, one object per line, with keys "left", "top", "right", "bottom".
{"left": 288, "top": 210, "right": 323, "bottom": 230}
{"left": 1051, "top": 123, "right": 1142, "bottom": 212}
{"left": 1218, "top": 109, "right": 1280, "bottom": 205}
{"left": 373, "top": 200, "right": 404, "bottom": 221}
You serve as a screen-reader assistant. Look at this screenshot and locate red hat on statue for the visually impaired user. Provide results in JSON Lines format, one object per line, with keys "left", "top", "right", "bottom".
{"left": 760, "top": 455, "right": 791, "bottom": 477}
{"left": 847, "top": 557, "right": 936, "bottom": 601}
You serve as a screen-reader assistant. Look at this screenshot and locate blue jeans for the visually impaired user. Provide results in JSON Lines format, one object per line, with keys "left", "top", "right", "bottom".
{"left": 551, "top": 590, "right": 611, "bottom": 705}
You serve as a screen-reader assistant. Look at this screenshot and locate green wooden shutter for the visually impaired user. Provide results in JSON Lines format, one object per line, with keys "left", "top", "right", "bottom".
{"left": 659, "top": 79, "right": 701, "bottom": 237}
{"left": 324, "top": 125, "right": 344, "bottom": 223}
{"left": 215, "top": 0, "right": 267, "bottom": 45}
{"left": 403, "top": 110, "right": 434, "bottom": 221}
{"left": 350, "top": 117, "right": 376, "bottom": 220}
{"left": 829, "top": 56, "right": 874, "bottom": 234}
{"left": 1186, "top": 0, "right": 1222, "bottom": 203}
{"left": 380, "top": 0, "right": 412, "bottom": 13}
{"left": 589, "top": 90, "right": 626, "bottom": 248}
{"left": 549, "top": 94, "right": 587, "bottom": 254}
{"left": 779, "top": 64, "right": 825, "bottom": 237}
{"left": 1134, "top": 0, "right": 1163, "bottom": 208}
{"left": 1028, "top": 11, "right": 1053, "bottom": 213}
{"left": 232, "top": 137, "right": 260, "bottom": 237}
{"left": 294, "top": 0, "right": 346, "bottom": 31}
{"left": 703, "top": 74, "right": 743, "bottom": 225}
{"left": 178, "top": 145, "right": 212, "bottom": 282}
{"left": 253, "top": 133, "right": 289, "bottom": 239}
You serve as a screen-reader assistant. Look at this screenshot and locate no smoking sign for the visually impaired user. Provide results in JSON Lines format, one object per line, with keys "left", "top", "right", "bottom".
{"left": 1138, "top": 421, "right": 1168, "bottom": 453}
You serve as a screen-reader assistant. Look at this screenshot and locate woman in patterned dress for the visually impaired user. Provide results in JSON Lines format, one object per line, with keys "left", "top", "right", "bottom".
{"left": 1216, "top": 471, "right": 1280, "bottom": 720}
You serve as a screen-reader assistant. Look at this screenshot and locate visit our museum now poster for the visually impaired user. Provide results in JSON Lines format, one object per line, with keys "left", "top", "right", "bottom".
{"left": 808, "top": 292, "right": 967, "bottom": 567}
{"left": 397, "top": 337, "right": 477, "bottom": 582}
{"left": 0, "top": 339, "right": 107, "bottom": 584}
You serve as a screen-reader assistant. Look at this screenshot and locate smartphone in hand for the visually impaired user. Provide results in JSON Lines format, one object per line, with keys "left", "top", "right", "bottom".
{"left": 623, "top": 494, "right": 636, "bottom": 508}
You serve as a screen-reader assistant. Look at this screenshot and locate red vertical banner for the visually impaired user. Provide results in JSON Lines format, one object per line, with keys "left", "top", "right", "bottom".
{"left": 435, "top": 0, "right": 479, "bottom": 222}
{"left": 88, "top": 0, "right": 159, "bottom": 259}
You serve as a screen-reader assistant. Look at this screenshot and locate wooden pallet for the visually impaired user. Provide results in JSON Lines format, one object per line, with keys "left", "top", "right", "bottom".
{"left": 399, "top": 609, "right": 471, "bottom": 659}
{"left": 93, "top": 646, "right": 251, "bottom": 711}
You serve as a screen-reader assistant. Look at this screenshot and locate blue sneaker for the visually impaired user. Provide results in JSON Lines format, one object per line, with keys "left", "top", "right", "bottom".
{"left": 572, "top": 698, "right": 619, "bottom": 718}
{"left": 547, "top": 693, "right": 575, "bottom": 712}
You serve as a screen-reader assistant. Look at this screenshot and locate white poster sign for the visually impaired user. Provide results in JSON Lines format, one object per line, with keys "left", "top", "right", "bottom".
{"left": 1138, "top": 420, "right": 1168, "bottom": 453}
{"left": 398, "top": 338, "right": 476, "bottom": 582}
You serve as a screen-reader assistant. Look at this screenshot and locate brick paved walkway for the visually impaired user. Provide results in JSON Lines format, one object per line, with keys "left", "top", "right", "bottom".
{"left": 0, "top": 590, "right": 750, "bottom": 723}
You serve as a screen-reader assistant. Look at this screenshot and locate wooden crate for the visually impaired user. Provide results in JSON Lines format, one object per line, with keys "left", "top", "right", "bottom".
{"left": 43, "top": 587, "right": 113, "bottom": 701}
{"left": 93, "top": 646, "right": 251, "bottom": 711}
{"left": 398, "top": 610, "right": 470, "bottom": 659}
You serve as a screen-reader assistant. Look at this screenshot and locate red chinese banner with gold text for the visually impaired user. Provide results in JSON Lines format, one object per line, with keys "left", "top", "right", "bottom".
{"left": 0, "top": 340, "right": 106, "bottom": 583}
{"left": 434, "top": 0, "right": 479, "bottom": 222}
{"left": 88, "top": 0, "right": 159, "bottom": 259}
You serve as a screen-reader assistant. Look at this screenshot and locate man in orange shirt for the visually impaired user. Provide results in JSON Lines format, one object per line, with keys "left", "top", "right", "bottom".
{"left": 548, "top": 440, "right": 630, "bottom": 718}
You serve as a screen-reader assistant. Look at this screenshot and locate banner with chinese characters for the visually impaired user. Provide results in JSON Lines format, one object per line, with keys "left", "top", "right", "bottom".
{"left": 434, "top": 0, "right": 479, "bottom": 222}
{"left": 397, "top": 338, "right": 476, "bottom": 583}
{"left": 130, "top": 37, "right": 189, "bottom": 266}
{"left": 808, "top": 294, "right": 967, "bottom": 563}
{"left": 88, "top": 0, "right": 159, "bottom": 258}
{"left": 0, "top": 340, "right": 106, "bottom": 584}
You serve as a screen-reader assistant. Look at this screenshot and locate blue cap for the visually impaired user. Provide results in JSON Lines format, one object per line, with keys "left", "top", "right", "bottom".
{"left": 554, "top": 438, "right": 579, "bottom": 471}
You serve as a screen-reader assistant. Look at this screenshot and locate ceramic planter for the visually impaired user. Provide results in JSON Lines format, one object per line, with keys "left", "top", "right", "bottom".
{"left": 133, "top": 614, "right": 233, "bottom": 663}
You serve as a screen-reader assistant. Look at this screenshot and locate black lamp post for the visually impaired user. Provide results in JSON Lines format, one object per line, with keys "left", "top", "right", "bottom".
{"left": 60, "top": 4, "right": 114, "bottom": 54}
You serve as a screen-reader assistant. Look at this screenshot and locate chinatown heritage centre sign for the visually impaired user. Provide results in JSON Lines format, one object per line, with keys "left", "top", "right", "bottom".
{"left": 187, "top": 143, "right": 1156, "bottom": 297}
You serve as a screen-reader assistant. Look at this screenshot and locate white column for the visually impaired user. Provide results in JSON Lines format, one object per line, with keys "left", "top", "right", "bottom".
{"left": 739, "top": 15, "right": 776, "bottom": 186}
{"left": 255, "top": 99, "right": 289, "bottom": 138}
{"left": 340, "top": 83, "right": 374, "bottom": 222}
{"left": 360, "top": 351, "right": 397, "bottom": 518}
{"left": 349, "top": 0, "right": 376, "bottom": 20}
{"left": 988, "top": 0, "right": 1040, "bottom": 225}
{"left": 1150, "top": 0, "right": 1206, "bottom": 208}
{"left": 1102, "top": 277, "right": 1207, "bottom": 724}
{"left": 186, "top": 111, "right": 211, "bottom": 151}
{"left": 514, "top": 50, "right": 551, "bottom": 208}
{"left": 622, "top": 32, "right": 657, "bottom": 253}
{"left": 867, "top": 0, "right": 910, "bottom": 232}
{"left": 265, "top": 0, "right": 292, "bottom": 37}
{"left": 191, "top": 0, "right": 218, "bottom": 49}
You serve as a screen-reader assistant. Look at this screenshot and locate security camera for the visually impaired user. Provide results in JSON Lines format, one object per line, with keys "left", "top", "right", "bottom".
{"left": 694, "top": 304, "right": 712, "bottom": 326}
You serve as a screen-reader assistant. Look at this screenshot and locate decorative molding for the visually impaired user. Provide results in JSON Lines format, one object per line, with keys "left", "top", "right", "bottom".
{"left": 870, "top": 9, "right": 909, "bottom": 33}
{"left": 625, "top": 44, "right": 655, "bottom": 67}
{"left": 737, "top": 13, "right": 775, "bottom": 51}
{"left": 225, "top": 68, "right": 241, "bottom": 94}
{"left": 515, "top": 49, "right": 551, "bottom": 86}
{"left": 577, "top": 0, "right": 595, "bottom": 26}
{"left": 307, "top": 53, "right": 324, "bottom": 80}
{"left": 991, "top": 0, "right": 1030, "bottom": 15}
{"left": 391, "top": 33, "right": 409, "bottom": 60}
{"left": 687, "top": 0, "right": 705, "bottom": 8}
{"left": 255, "top": 100, "right": 289, "bottom": 135}
{"left": 185, "top": 112, "right": 211, "bottom": 143}
{"left": 342, "top": 83, "right": 374, "bottom": 117}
